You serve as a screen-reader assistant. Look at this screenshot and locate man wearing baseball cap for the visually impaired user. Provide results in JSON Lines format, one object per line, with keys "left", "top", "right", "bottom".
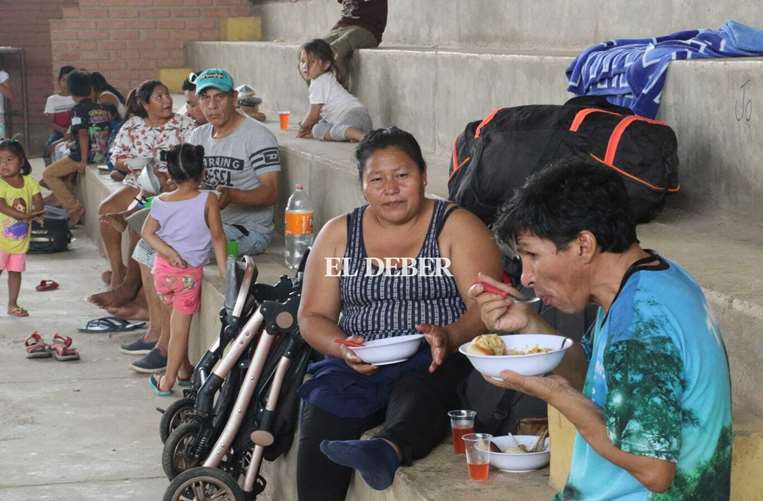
{"left": 188, "top": 68, "right": 280, "bottom": 256}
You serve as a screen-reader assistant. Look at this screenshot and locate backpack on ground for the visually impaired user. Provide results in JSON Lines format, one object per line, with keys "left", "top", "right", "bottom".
{"left": 28, "top": 205, "right": 72, "bottom": 254}
{"left": 448, "top": 96, "right": 680, "bottom": 225}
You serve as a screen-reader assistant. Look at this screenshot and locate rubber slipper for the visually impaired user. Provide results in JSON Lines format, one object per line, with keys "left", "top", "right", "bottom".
{"left": 149, "top": 374, "right": 173, "bottom": 397}
{"left": 50, "top": 333, "right": 80, "bottom": 361}
{"left": 24, "top": 331, "right": 51, "bottom": 359}
{"left": 78, "top": 316, "right": 147, "bottom": 333}
{"left": 177, "top": 377, "right": 192, "bottom": 388}
{"left": 35, "top": 280, "right": 59, "bottom": 292}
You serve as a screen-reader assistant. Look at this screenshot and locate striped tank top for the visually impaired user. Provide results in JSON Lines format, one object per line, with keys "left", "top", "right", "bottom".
{"left": 338, "top": 200, "right": 466, "bottom": 341}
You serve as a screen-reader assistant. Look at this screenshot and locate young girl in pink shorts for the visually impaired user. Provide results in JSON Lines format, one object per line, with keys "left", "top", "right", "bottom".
{"left": 142, "top": 143, "right": 227, "bottom": 395}
{"left": 0, "top": 139, "right": 44, "bottom": 317}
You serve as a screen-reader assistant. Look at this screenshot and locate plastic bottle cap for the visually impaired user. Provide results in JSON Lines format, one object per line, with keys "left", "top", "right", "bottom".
{"left": 227, "top": 239, "right": 239, "bottom": 257}
{"left": 295, "top": 183, "right": 304, "bottom": 190}
{"left": 143, "top": 196, "right": 154, "bottom": 209}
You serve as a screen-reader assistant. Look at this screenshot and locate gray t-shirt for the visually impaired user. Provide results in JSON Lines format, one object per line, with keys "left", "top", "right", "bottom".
{"left": 189, "top": 115, "right": 281, "bottom": 236}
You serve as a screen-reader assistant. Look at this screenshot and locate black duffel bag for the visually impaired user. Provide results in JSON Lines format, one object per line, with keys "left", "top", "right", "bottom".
{"left": 28, "top": 205, "right": 71, "bottom": 254}
{"left": 448, "top": 96, "right": 679, "bottom": 225}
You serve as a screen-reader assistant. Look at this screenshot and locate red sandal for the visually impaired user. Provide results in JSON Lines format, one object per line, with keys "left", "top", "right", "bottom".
{"left": 24, "top": 331, "right": 51, "bottom": 359}
{"left": 50, "top": 334, "right": 80, "bottom": 361}
{"left": 35, "top": 280, "right": 59, "bottom": 292}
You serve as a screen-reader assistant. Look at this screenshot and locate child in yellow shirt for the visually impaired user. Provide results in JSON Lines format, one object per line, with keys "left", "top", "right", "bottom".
{"left": 0, "top": 139, "right": 44, "bottom": 316}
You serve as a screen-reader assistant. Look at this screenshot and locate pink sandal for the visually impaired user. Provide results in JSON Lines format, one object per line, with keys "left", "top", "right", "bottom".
{"left": 50, "top": 333, "right": 80, "bottom": 361}
{"left": 24, "top": 331, "right": 51, "bottom": 359}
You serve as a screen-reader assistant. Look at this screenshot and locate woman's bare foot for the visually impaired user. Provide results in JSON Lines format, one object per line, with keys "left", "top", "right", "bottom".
{"left": 106, "top": 301, "right": 149, "bottom": 321}
{"left": 68, "top": 206, "right": 86, "bottom": 226}
{"left": 88, "top": 280, "right": 140, "bottom": 308}
{"left": 100, "top": 265, "right": 127, "bottom": 286}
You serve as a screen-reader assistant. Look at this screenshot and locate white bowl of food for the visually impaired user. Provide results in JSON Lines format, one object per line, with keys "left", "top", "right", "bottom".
{"left": 459, "top": 334, "right": 573, "bottom": 377}
{"left": 126, "top": 157, "right": 153, "bottom": 171}
{"left": 349, "top": 334, "right": 424, "bottom": 366}
{"left": 489, "top": 435, "right": 550, "bottom": 472}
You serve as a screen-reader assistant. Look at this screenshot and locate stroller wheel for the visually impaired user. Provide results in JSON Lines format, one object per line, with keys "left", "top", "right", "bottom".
{"left": 160, "top": 397, "right": 195, "bottom": 443}
{"left": 163, "top": 421, "right": 204, "bottom": 480}
{"left": 163, "top": 466, "right": 245, "bottom": 501}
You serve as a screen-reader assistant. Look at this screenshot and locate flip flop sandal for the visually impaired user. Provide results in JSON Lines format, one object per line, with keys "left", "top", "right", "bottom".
{"left": 78, "top": 316, "right": 147, "bottom": 333}
{"left": 50, "top": 333, "right": 80, "bottom": 361}
{"left": 8, "top": 305, "right": 29, "bottom": 317}
{"left": 24, "top": 331, "right": 51, "bottom": 359}
{"left": 35, "top": 280, "right": 60, "bottom": 292}
{"left": 177, "top": 377, "right": 192, "bottom": 388}
{"left": 149, "top": 374, "right": 173, "bottom": 397}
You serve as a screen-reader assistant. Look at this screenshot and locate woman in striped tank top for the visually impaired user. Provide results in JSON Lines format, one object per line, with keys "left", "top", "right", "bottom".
{"left": 296, "top": 128, "right": 503, "bottom": 500}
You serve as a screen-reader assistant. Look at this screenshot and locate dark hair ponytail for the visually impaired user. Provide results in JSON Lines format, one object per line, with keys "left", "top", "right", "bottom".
{"left": 124, "top": 88, "right": 140, "bottom": 120}
{"left": 166, "top": 143, "right": 205, "bottom": 182}
{"left": 0, "top": 138, "right": 32, "bottom": 176}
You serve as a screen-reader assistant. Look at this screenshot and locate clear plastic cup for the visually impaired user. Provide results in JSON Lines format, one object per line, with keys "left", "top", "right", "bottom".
{"left": 448, "top": 409, "right": 477, "bottom": 454}
{"left": 278, "top": 111, "right": 290, "bottom": 130}
{"left": 462, "top": 433, "right": 492, "bottom": 480}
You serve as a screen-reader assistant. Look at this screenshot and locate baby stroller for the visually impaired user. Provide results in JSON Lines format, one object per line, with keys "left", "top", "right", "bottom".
{"left": 161, "top": 252, "right": 313, "bottom": 500}
{"left": 158, "top": 256, "right": 292, "bottom": 443}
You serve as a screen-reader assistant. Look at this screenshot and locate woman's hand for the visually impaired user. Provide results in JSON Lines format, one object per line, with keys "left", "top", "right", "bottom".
{"left": 418, "top": 324, "right": 450, "bottom": 373}
{"left": 339, "top": 336, "right": 378, "bottom": 375}
{"left": 468, "top": 272, "right": 533, "bottom": 333}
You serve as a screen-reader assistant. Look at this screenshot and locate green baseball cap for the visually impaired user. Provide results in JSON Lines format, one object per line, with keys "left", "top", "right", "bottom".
{"left": 194, "top": 68, "right": 234, "bottom": 95}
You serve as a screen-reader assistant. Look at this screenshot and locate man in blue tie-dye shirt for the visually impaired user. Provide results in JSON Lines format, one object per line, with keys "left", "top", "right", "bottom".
{"left": 471, "top": 158, "right": 732, "bottom": 500}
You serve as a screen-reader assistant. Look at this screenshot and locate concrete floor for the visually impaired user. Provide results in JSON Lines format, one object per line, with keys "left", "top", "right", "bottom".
{"left": 0, "top": 158, "right": 170, "bottom": 500}
{"left": 0, "top": 229, "right": 170, "bottom": 500}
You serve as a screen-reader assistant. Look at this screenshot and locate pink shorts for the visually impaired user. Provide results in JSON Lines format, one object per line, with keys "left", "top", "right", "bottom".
{"left": 0, "top": 252, "right": 26, "bottom": 272}
{"left": 152, "top": 255, "right": 203, "bottom": 315}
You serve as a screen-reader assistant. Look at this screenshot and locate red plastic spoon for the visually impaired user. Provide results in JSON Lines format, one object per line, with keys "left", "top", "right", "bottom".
{"left": 334, "top": 338, "right": 364, "bottom": 348}
{"left": 477, "top": 281, "right": 540, "bottom": 304}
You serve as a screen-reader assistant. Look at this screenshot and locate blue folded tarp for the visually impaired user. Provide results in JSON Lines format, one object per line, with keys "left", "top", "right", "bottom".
{"left": 566, "top": 20, "right": 763, "bottom": 118}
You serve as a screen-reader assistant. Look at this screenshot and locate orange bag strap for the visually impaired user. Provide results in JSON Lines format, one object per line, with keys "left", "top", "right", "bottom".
{"left": 591, "top": 154, "right": 681, "bottom": 193}
{"left": 569, "top": 107, "right": 622, "bottom": 132}
{"left": 474, "top": 108, "right": 503, "bottom": 139}
{"left": 604, "top": 115, "right": 666, "bottom": 165}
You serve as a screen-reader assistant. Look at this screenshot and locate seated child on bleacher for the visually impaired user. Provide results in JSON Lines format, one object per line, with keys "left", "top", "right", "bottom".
{"left": 43, "top": 65, "right": 75, "bottom": 164}
{"left": 297, "top": 39, "right": 372, "bottom": 143}
{"left": 141, "top": 144, "right": 227, "bottom": 396}
{"left": 42, "top": 70, "right": 114, "bottom": 225}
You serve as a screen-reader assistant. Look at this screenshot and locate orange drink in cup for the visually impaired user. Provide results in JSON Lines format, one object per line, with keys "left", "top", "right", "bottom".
{"left": 278, "top": 111, "right": 290, "bottom": 130}
{"left": 448, "top": 410, "right": 476, "bottom": 454}
{"left": 462, "top": 433, "right": 492, "bottom": 481}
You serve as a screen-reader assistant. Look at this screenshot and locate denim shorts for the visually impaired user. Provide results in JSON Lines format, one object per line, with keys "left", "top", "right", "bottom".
{"left": 132, "top": 238, "right": 156, "bottom": 268}
{"left": 222, "top": 224, "right": 271, "bottom": 258}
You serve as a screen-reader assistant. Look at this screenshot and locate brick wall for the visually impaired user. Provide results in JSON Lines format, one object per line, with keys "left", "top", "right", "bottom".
{"left": 50, "top": 0, "right": 254, "bottom": 101}
{"left": 0, "top": 0, "right": 76, "bottom": 150}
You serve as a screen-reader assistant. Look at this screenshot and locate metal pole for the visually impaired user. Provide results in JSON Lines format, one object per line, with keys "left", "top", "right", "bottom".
{"left": 19, "top": 49, "right": 29, "bottom": 144}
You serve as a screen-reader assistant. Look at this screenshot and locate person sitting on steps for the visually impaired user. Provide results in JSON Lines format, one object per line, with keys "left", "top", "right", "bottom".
{"left": 43, "top": 70, "right": 114, "bottom": 226}
{"left": 87, "top": 80, "right": 195, "bottom": 316}
{"left": 297, "top": 38, "right": 372, "bottom": 143}
{"left": 324, "top": 0, "right": 388, "bottom": 88}
{"left": 471, "top": 158, "right": 733, "bottom": 500}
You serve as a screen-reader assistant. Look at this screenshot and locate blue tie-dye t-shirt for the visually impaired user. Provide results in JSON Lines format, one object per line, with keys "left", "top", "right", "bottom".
{"left": 555, "top": 255, "right": 732, "bottom": 500}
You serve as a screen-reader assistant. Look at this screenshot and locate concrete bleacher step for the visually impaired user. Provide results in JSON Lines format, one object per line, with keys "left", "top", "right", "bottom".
{"left": 187, "top": 41, "right": 763, "bottom": 224}
{"left": 252, "top": 0, "right": 763, "bottom": 50}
